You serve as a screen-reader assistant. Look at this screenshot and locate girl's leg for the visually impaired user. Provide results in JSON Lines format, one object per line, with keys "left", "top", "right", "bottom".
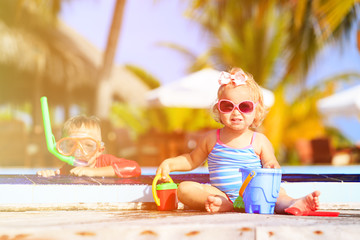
{"left": 177, "top": 181, "right": 233, "bottom": 212}
{"left": 275, "top": 187, "right": 321, "bottom": 214}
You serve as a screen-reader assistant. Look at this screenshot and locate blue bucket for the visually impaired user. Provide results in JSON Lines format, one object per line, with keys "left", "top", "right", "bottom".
{"left": 240, "top": 168, "right": 282, "bottom": 214}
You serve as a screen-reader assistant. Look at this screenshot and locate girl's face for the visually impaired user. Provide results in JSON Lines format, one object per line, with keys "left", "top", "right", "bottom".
{"left": 218, "top": 86, "right": 256, "bottom": 132}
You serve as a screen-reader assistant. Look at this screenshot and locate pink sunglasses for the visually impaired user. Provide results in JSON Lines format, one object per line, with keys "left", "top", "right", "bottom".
{"left": 217, "top": 99, "right": 257, "bottom": 114}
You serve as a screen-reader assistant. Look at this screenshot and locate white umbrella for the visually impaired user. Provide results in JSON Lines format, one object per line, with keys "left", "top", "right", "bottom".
{"left": 147, "top": 68, "right": 275, "bottom": 109}
{"left": 317, "top": 85, "right": 360, "bottom": 117}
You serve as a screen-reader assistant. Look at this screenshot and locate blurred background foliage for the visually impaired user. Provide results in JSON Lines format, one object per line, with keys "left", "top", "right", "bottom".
{"left": 111, "top": 103, "right": 221, "bottom": 137}
{"left": 0, "top": 0, "right": 359, "bottom": 166}
{"left": 124, "top": 64, "right": 161, "bottom": 90}
{"left": 178, "top": 0, "right": 360, "bottom": 163}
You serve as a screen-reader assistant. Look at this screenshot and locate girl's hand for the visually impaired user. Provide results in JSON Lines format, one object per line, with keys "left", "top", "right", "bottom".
{"left": 263, "top": 162, "right": 280, "bottom": 169}
{"left": 37, "top": 169, "right": 60, "bottom": 177}
{"left": 156, "top": 160, "right": 171, "bottom": 182}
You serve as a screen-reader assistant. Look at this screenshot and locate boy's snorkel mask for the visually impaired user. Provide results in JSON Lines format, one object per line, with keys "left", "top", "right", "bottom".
{"left": 56, "top": 136, "right": 103, "bottom": 160}
{"left": 40, "top": 96, "right": 88, "bottom": 167}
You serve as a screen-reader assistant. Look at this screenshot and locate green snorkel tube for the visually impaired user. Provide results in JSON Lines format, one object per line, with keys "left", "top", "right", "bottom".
{"left": 40, "top": 96, "right": 87, "bottom": 166}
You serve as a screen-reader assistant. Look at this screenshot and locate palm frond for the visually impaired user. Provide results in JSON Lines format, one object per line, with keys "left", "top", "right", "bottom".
{"left": 124, "top": 64, "right": 160, "bottom": 89}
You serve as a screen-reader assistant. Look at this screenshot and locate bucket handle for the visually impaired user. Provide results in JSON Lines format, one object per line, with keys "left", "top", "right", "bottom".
{"left": 239, "top": 170, "right": 256, "bottom": 197}
{"left": 152, "top": 174, "right": 174, "bottom": 206}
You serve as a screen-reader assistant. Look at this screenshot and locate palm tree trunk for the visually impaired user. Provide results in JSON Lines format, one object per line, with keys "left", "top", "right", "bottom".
{"left": 33, "top": 70, "right": 43, "bottom": 130}
{"left": 95, "top": 0, "right": 126, "bottom": 118}
{"left": 357, "top": 29, "right": 360, "bottom": 52}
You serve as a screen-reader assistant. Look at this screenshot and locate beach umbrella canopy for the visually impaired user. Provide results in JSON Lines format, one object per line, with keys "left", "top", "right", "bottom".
{"left": 317, "top": 84, "right": 360, "bottom": 117}
{"left": 147, "top": 68, "right": 275, "bottom": 109}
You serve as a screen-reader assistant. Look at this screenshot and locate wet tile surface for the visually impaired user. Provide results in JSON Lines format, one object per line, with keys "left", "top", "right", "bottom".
{"left": 0, "top": 175, "right": 33, "bottom": 184}
{"left": 0, "top": 174, "right": 359, "bottom": 186}
{"left": 0, "top": 174, "right": 210, "bottom": 185}
{"left": 27, "top": 175, "right": 100, "bottom": 185}
{"left": 96, "top": 175, "right": 154, "bottom": 185}
{"left": 282, "top": 174, "right": 360, "bottom": 182}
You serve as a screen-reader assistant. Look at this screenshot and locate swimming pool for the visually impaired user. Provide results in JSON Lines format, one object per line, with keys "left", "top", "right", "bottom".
{"left": 0, "top": 165, "right": 359, "bottom": 209}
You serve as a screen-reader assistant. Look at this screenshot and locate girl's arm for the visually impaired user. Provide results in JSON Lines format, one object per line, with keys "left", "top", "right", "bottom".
{"left": 256, "top": 133, "right": 281, "bottom": 168}
{"left": 157, "top": 131, "right": 215, "bottom": 179}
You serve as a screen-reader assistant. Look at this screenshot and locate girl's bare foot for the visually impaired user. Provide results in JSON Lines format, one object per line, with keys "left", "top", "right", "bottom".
{"left": 285, "top": 191, "right": 320, "bottom": 214}
{"left": 205, "top": 195, "right": 234, "bottom": 213}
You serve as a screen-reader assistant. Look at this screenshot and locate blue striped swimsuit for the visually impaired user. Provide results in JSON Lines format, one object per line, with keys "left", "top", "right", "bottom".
{"left": 208, "top": 129, "right": 262, "bottom": 202}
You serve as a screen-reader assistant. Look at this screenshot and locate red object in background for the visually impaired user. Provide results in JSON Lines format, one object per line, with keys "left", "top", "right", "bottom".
{"left": 357, "top": 25, "right": 360, "bottom": 52}
{"left": 357, "top": 30, "right": 360, "bottom": 52}
{"left": 156, "top": 188, "right": 178, "bottom": 211}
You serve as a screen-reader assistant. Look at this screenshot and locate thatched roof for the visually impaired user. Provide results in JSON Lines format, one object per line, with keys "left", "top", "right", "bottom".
{"left": 0, "top": 12, "right": 149, "bottom": 109}
{"left": 0, "top": 17, "right": 99, "bottom": 102}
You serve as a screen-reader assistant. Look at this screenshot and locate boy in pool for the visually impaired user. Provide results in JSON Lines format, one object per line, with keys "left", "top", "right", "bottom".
{"left": 156, "top": 67, "right": 320, "bottom": 214}
{"left": 37, "top": 115, "right": 141, "bottom": 178}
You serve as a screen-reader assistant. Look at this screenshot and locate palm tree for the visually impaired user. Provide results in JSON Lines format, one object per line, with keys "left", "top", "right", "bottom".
{"left": 183, "top": 0, "right": 359, "bottom": 162}
{"left": 185, "top": 0, "right": 287, "bottom": 87}
{"left": 265, "top": 0, "right": 359, "bottom": 160}
{"left": 280, "top": 0, "right": 358, "bottom": 84}
{"left": 95, "top": 0, "right": 126, "bottom": 117}
{"left": 0, "top": 0, "right": 98, "bottom": 126}
{"left": 186, "top": 0, "right": 358, "bottom": 84}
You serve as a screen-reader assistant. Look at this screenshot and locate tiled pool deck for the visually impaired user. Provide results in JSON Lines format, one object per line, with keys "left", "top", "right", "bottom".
{"left": 1, "top": 209, "right": 360, "bottom": 239}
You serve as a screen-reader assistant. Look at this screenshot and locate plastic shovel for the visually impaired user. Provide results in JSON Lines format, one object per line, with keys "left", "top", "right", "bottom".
{"left": 285, "top": 207, "right": 340, "bottom": 217}
{"left": 233, "top": 170, "right": 256, "bottom": 211}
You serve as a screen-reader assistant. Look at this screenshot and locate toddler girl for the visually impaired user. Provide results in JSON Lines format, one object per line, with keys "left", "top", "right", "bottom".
{"left": 156, "top": 67, "right": 320, "bottom": 214}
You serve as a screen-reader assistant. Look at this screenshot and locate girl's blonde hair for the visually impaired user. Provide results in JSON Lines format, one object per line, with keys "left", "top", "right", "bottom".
{"left": 212, "top": 67, "right": 266, "bottom": 128}
{"left": 62, "top": 115, "right": 102, "bottom": 138}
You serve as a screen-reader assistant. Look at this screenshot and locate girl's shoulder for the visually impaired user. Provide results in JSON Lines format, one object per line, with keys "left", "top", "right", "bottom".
{"left": 198, "top": 129, "right": 218, "bottom": 152}
{"left": 206, "top": 129, "right": 218, "bottom": 151}
{"left": 252, "top": 131, "right": 273, "bottom": 150}
{"left": 204, "top": 129, "right": 218, "bottom": 141}
{"left": 253, "top": 131, "right": 266, "bottom": 140}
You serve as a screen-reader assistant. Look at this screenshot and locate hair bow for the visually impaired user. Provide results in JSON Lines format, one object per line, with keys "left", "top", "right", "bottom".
{"left": 218, "top": 71, "right": 248, "bottom": 86}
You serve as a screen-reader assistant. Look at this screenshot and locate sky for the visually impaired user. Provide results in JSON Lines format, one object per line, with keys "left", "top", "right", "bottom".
{"left": 60, "top": 0, "right": 209, "bottom": 83}
{"left": 60, "top": 0, "right": 360, "bottom": 143}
